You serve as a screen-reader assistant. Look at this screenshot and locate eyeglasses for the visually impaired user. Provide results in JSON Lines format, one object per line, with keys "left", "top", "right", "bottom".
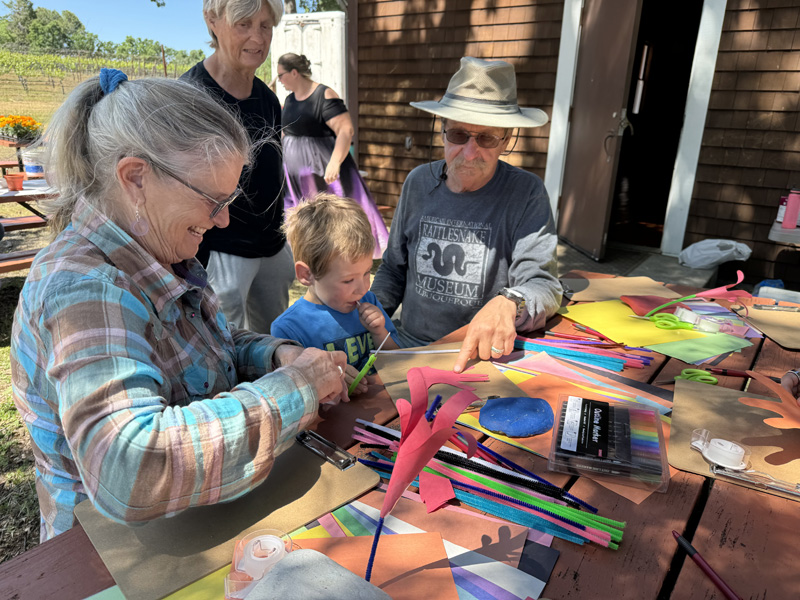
{"left": 443, "top": 128, "right": 506, "bottom": 149}
{"left": 153, "top": 163, "right": 242, "bottom": 219}
{"left": 276, "top": 71, "right": 288, "bottom": 80}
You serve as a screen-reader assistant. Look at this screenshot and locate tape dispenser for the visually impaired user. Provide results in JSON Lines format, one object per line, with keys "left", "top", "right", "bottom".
{"left": 224, "top": 529, "right": 293, "bottom": 599}
{"left": 690, "top": 428, "right": 800, "bottom": 498}
{"left": 690, "top": 428, "right": 750, "bottom": 470}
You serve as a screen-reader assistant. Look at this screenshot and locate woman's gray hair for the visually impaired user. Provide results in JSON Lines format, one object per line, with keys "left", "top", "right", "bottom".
{"left": 203, "top": 0, "right": 284, "bottom": 50}
{"left": 41, "top": 76, "right": 252, "bottom": 233}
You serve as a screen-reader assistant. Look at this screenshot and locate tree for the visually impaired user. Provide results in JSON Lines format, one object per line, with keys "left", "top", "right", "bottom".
{"left": 95, "top": 40, "right": 117, "bottom": 57}
{"left": 115, "top": 35, "right": 162, "bottom": 58}
{"left": 1, "top": 0, "right": 35, "bottom": 48}
{"left": 298, "top": 0, "right": 341, "bottom": 12}
{"left": 26, "top": 7, "right": 96, "bottom": 52}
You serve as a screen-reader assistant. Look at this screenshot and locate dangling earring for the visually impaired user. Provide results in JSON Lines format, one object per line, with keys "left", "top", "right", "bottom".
{"left": 130, "top": 201, "right": 149, "bottom": 237}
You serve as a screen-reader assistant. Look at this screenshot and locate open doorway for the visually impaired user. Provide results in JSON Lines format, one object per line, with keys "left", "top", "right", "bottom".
{"left": 607, "top": 1, "right": 703, "bottom": 249}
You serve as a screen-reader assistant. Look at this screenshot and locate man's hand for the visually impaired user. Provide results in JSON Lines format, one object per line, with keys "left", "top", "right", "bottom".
{"left": 453, "top": 295, "right": 517, "bottom": 373}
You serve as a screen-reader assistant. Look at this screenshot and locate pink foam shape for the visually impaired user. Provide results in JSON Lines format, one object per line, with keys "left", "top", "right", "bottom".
{"left": 419, "top": 471, "right": 456, "bottom": 513}
{"left": 401, "top": 366, "right": 488, "bottom": 444}
{"left": 381, "top": 387, "right": 479, "bottom": 518}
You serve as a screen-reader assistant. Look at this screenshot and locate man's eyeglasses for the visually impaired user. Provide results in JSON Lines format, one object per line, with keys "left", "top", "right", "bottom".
{"left": 443, "top": 128, "right": 506, "bottom": 149}
{"left": 154, "top": 163, "right": 242, "bottom": 219}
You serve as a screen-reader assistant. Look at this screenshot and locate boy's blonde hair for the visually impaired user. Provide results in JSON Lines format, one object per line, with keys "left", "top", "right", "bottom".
{"left": 284, "top": 193, "right": 376, "bottom": 277}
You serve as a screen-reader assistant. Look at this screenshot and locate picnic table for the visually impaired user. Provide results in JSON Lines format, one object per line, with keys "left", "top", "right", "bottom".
{"left": 0, "top": 178, "right": 54, "bottom": 273}
{"left": 0, "top": 271, "right": 798, "bottom": 599}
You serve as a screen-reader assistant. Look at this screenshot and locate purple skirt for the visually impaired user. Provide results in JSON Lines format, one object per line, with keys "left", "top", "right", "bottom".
{"left": 283, "top": 134, "right": 389, "bottom": 259}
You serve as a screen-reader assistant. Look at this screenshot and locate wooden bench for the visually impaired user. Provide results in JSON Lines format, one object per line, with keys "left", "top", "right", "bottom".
{"left": 0, "top": 248, "right": 40, "bottom": 274}
{"left": 0, "top": 159, "right": 21, "bottom": 175}
{"left": 0, "top": 214, "right": 47, "bottom": 232}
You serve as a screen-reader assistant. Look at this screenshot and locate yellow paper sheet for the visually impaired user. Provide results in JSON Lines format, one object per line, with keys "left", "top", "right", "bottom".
{"left": 562, "top": 300, "right": 708, "bottom": 347}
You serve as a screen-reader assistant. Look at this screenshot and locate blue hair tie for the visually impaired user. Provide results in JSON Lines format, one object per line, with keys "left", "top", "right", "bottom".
{"left": 99, "top": 68, "right": 128, "bottom": 95}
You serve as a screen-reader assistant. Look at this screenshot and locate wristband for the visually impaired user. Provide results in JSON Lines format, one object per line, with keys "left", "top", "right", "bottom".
{"left": 789, "top": 370, "right": 800, "bottom": 383}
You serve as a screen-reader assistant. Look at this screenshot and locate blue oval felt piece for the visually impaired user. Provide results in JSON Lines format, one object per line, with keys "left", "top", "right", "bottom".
{"left": 478, "top": 396, "right": 554, "bottom": 438}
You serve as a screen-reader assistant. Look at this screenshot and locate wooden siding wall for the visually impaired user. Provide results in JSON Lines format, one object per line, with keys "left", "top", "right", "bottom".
{"left": 357, "top": 0, "right": 563, "bottom": 217}
{"left": 688, "top": 0, "right": 800, "bottom": 286}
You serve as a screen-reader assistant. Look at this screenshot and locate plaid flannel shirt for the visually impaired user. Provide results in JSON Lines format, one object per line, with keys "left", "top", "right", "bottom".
{"left": 11, "top": 198, "right": 316, "bottom": 541}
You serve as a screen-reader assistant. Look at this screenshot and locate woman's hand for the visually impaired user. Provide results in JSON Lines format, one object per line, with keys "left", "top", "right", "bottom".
{"left": 272, "top": 343, "right": 304, "bottom": 369}
{"left": 287, "top": 348, "right": 350, "bottom": 406}
{"left": 344, "top": 364, "right": 368, "bottom": 395}
{"left": 324, "top": 160, "right": 341, "bottom": 184}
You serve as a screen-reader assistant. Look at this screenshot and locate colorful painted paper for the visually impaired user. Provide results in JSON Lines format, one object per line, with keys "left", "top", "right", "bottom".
{"left": 562, "top": 300, "right": 708, "bottom": 347}
{"left": 351, "top": 500, "right": 550, "bottom": 599}
{"left": 295, "top": 533, "right": 458, "bottom": 600}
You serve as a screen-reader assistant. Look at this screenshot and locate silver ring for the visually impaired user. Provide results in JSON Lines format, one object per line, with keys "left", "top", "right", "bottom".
{"left": 337, "top": 366, "right": 344, "bottom": 377}
{"left": 491, "top": 346, "right": 503, "bottom": 355}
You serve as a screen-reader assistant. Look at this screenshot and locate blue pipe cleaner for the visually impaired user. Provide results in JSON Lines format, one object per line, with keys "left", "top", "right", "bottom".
{"left": 99, "top": 68, "right": 128, "bottom": 95}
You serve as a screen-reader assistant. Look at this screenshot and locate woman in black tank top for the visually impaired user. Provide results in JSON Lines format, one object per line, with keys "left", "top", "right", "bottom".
{"left": 277, "top": 53, "right": 389, "bottom": 258}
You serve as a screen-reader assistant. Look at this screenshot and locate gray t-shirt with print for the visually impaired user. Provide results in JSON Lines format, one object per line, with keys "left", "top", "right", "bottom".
{"left": 371, "top": 159, "right": 562, "bottom": 345}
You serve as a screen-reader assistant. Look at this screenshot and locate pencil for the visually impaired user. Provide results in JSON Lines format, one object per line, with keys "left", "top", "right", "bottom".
{"left": 672, "top": 531, "right": 742, "bottom": 600}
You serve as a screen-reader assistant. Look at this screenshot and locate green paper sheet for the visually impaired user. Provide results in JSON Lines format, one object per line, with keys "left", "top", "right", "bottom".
{"left": 644, "top": 332, "right": 752, "bottom": 363}
{"left": 562, "top": 300, "right": 708, "bottom": 347}
{"left": 85, "top": 587, "right": 127, "bottom": 600}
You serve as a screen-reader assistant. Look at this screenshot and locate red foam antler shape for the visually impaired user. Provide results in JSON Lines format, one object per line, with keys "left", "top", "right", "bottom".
{"left": 380, "top": 367, "right": 484, "bottom": 518}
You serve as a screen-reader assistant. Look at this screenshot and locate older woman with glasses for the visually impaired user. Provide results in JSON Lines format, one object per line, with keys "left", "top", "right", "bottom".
{"left": 181, "top": 0, "right": 294, "bottom": 334}
{"left": 11, "top": 70, "right": 349, "bottom": 542}
{"left": 371, "top": 57, "right": 563, "bottom": 372}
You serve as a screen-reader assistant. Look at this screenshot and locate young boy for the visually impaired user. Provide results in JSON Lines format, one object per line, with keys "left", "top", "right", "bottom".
{"left": 271, "top": 194, "right": 399, "bottom": 394}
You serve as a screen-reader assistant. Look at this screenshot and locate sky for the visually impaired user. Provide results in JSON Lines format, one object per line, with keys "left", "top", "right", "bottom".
{"left": 24, "top": 0, "right": 212, "bottom": 53}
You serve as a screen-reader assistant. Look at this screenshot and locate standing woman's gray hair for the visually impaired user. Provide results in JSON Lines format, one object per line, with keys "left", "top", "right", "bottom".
{"left": 42, "top": 75, "right": 252, "bottom": 233}
{"left": 203, "top": 0, "right": 284, "bottom": 49}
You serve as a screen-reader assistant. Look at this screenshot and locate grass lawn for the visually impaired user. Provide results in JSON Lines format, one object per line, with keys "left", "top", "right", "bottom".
{"left": 0, "top": 275, "right": 39, "bottom": 562}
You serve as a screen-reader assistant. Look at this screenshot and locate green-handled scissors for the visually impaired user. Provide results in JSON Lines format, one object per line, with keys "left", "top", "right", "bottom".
{"left": 650, "top": 312, "right": 694, "bottom": 330}
{"left": 348, "top": 332, "right": 391, "bottom": 394}
{"left": 675, "top": 369, "right": 718, "bottom": 385}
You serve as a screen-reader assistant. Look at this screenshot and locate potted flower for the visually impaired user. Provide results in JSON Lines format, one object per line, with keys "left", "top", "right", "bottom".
{"left": 0, "top": 114, "right": 43, "bottom": 144}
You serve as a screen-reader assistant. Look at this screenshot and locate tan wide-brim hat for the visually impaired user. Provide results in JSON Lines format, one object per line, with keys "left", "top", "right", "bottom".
{"left": 410, "top": 57, "right": 549, "bottom": 129}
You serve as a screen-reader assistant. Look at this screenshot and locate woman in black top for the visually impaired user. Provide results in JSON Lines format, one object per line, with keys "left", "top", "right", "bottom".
{"left": 181, "top": 0, "right": 295, "bottom": 334}
{"left": 277, "top": 53, "right": 388, "bottom": 258}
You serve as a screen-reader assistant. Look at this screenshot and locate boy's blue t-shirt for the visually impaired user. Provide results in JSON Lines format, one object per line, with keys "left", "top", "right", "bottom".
{"left": 270, "top": 291, "right": 398, "bottom": 370}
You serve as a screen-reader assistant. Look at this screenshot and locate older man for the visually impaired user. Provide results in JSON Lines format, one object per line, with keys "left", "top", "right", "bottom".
{"left": 371, "top": 57, "right": 563, "bottom": 372}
